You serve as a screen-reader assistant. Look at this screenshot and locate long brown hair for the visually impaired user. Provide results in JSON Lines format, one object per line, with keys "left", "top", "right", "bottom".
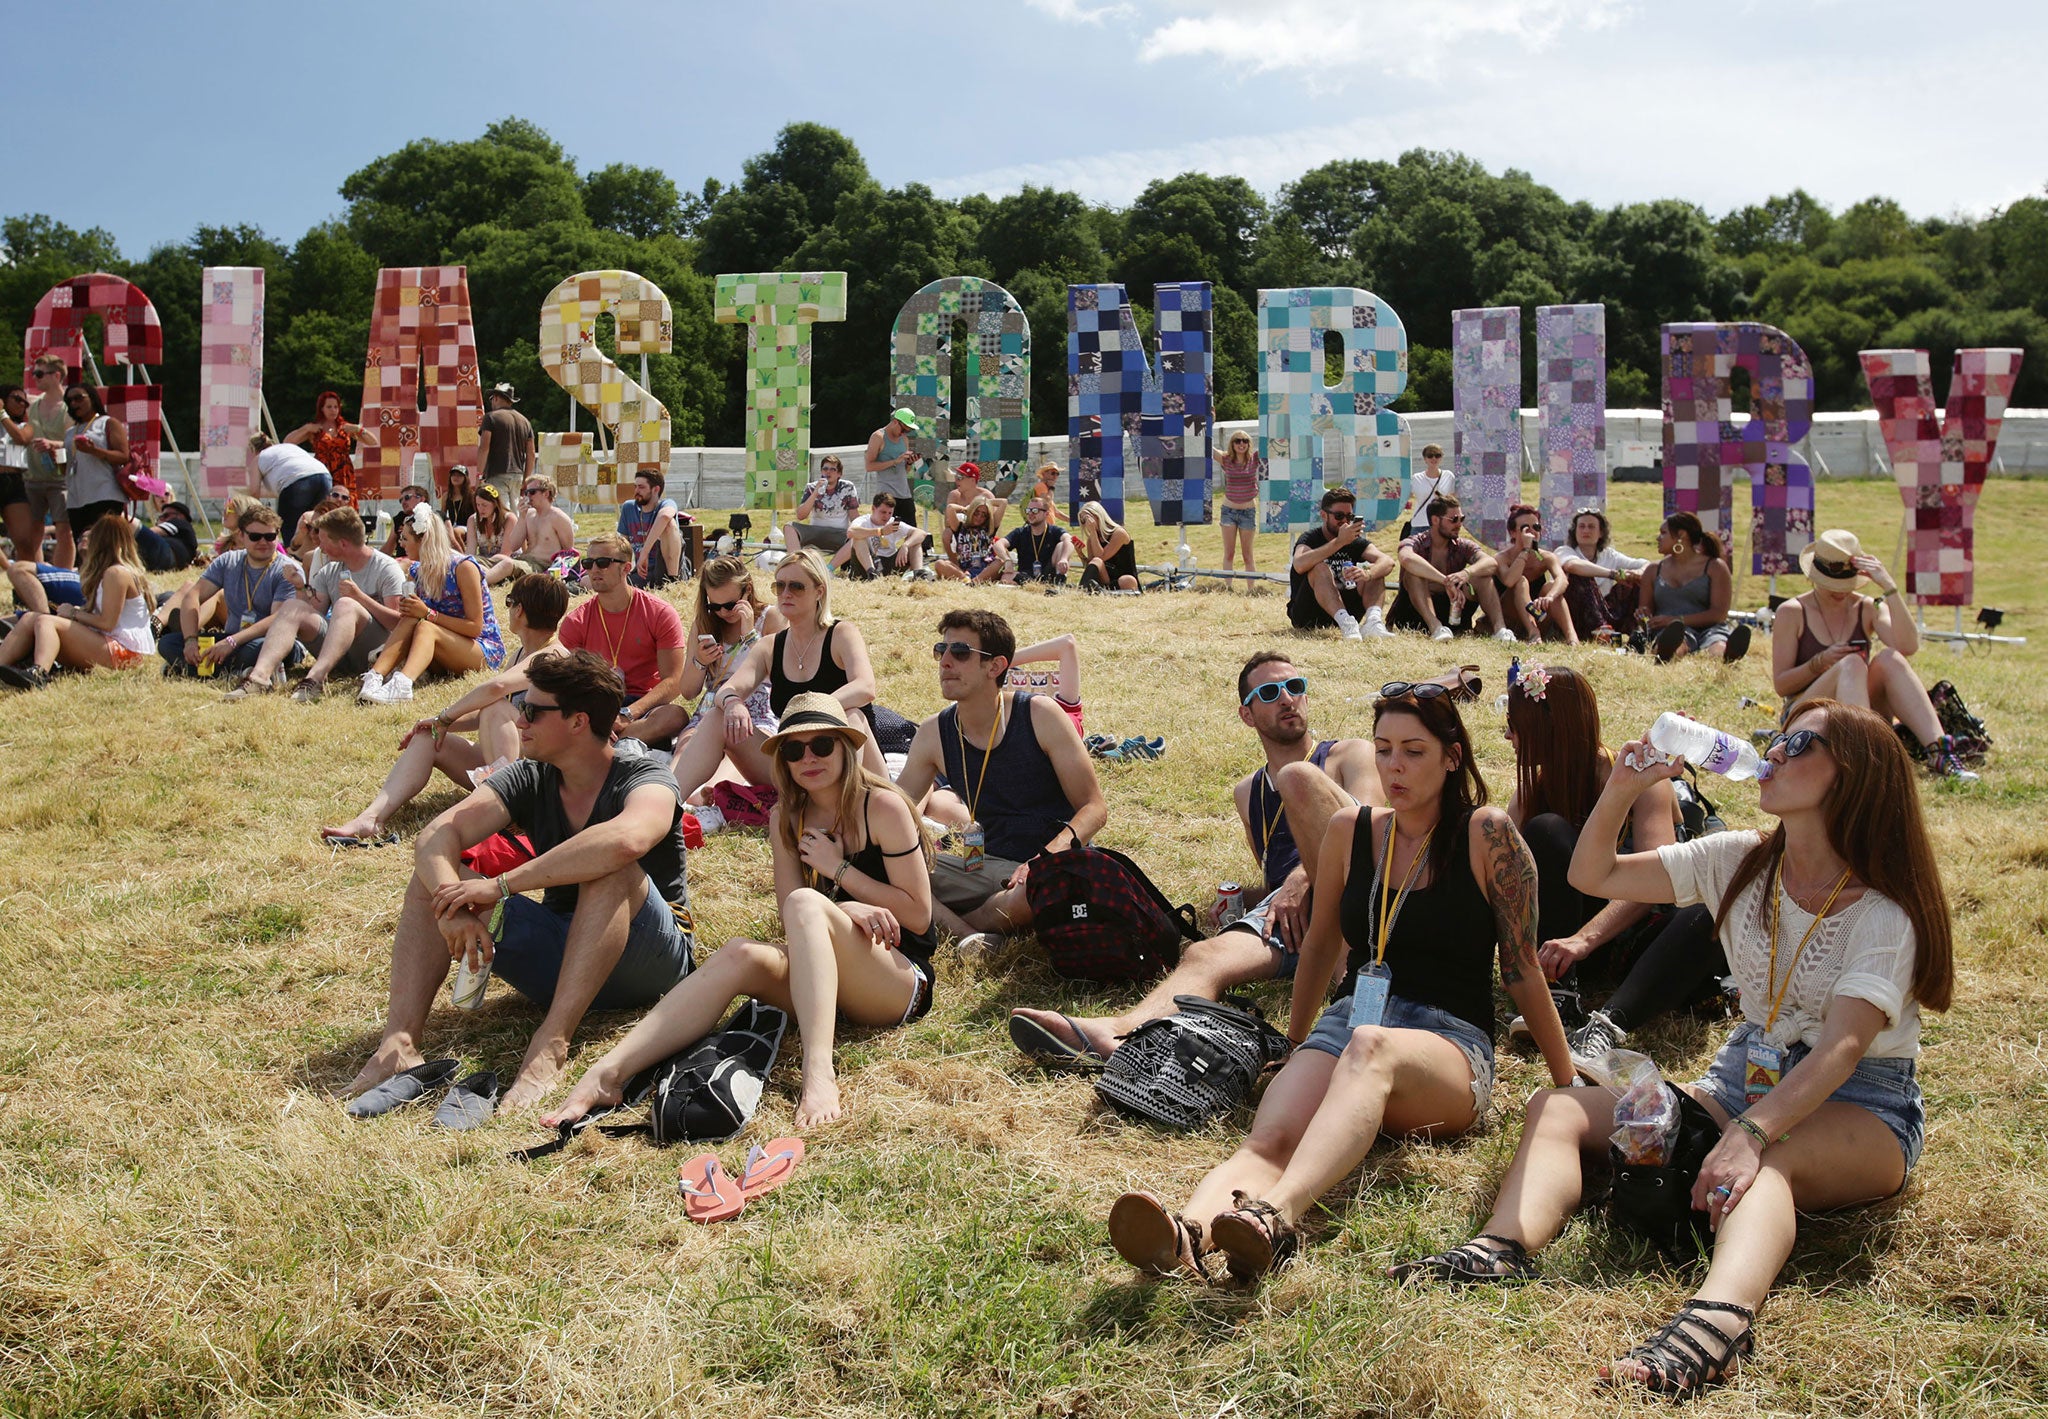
{"left": 1372, "top": 689, "right": 1489, "bottom": 884}
{"left": 692, "top": 555, "right": 763, "bottom": 640}
{"left": 79, "top": 516, "right": 146, "bottom": 607}
{"left": 1507, "top": 665, "right": 1603, "bottom": 828}
{"left": 1717, "top": 699, "right": 1953, "bottom": 1011}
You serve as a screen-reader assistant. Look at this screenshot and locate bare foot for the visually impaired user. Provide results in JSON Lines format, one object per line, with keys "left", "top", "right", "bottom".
{"left": 540, "top": 1064, "right": 624, "bottom": 1129}
{"left": 346, "top": 1040, "right": 424, "bottom": 1098}
{"left": 1011, "top": 1007, "right": 1116, "bottom": 1062}
{"left": 792, "top": 1075, "right": 844, "bottom": 1130}
{"left": 500, "top": 1040, "right": 570, "bottom": 1112}
{"left": 321, "top": 813, "right": 384, "bottom": 841}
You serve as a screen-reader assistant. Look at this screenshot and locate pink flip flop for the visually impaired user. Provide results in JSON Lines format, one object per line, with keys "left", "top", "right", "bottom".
{"left": 678, "top": 1153, "right": 745, "bottom": 1223}
{"left": 737, "top": 1137, "right": 805, "bottom": 1201}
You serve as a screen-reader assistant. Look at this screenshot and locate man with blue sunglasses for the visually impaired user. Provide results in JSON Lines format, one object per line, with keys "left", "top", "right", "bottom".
{"left": 1010, "top": 651, "right": 1383, "bottom": 1068}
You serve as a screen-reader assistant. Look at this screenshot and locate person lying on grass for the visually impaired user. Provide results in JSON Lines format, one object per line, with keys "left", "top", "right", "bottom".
{"left": 546, "top": 693, "right": 934, "bottom": 1132}
{"left": 1106, "top": 682, "right": 1572, "bottom": 1287}
{"left": 321, "top": 572, "right": 570, "bottom": 844}
{"left": 1391, "top": 700, "right": 1951, "bottom": 1404}
{"left": 346, "top": 650, "right": 695, "bottom": 1113}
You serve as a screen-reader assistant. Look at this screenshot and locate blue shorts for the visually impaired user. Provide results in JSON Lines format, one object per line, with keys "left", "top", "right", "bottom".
{"left": 1300, "top": 993, "right": 1497, "bottom": 1117}
{"left": 1693, "top": 1021, "right": 1924, "bottom": 1174}
{"left": 1220, "top": 504, "right": 1257, "bottom": 531}
{"left": 1222, "top": 885, "right": 1300, "bottom": 979}
{"left": 491, "top": 872, "right": 695, "bottom": 1011}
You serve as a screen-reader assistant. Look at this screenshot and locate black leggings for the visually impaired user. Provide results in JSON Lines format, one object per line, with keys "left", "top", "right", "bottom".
{"left": 1522, "top": 812, "right": 1602, "bottom": 947}
{"left": 1602, "top": 905, "right": 1725, "bottom": 1033}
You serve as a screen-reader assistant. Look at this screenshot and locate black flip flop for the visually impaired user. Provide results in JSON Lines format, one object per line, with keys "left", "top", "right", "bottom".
{"left": 346, "top": 1058, "right": 460, "bottom": 1118}
{"left": 1723, "top": 624, "right": 1753, "bottom": 663}
{"left": 1009, "top": 1012, "right": 1111, "bottom": 1072}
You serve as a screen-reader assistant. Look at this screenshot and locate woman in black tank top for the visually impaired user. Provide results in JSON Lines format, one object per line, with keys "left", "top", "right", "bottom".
{"left": 1107, "top": 686, "right": 1574, "bottom": 1287}
{"left": 673, "top": 548, "right": 885, "bottom": 805}
{"left": 544, "top": 693, "right": 935, "bottom": 1136}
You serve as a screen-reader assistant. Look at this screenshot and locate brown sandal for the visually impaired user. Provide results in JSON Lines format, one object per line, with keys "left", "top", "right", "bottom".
{"left": 1108, "top": 1191, "right": 1212, "bottom": 1282}
{"left": 1427, "top": 664, "right": 1483, "bottom": 703}
{"left": 1208, "top": 1191, "right": 1298, "bottom": 1283}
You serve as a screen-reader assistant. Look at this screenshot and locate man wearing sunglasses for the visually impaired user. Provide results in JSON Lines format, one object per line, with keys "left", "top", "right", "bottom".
{"left": 1010, "top": 652, "right": 1382, "bottom": 1067}
{"left": 894, "top": 608, "right": 1107, "bottom": 949}
{"left": 555, "top": 532, "right": 689, "bottom": 739}
{"left": 783, "top": 454, "right": 861, "bottom": 560}
{"left": 1289, "top": 486, "right": 1394, "bottom": 640}
{"left": 159, "top": 504, "right": 308, "bottom": 680}
{"left": 347, "top": 650, "right": 695, "bottom": 1117}
{"left": 500, "top": 473, "right": 577, "bottom": 577}
{"left": 1394, "top": 492, "right": 1511, "bottom": 642}
{"left": 378, "top": 486, "right": 431, "bottom": 558}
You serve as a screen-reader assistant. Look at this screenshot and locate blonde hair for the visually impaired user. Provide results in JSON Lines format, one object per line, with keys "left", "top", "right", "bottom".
{"left": 778, "top": 548, "right": 836, "bottom": 627}
{"left": 586, "top": 531, "right": 632, "bottom": 560}
{"left": 221, "top": 494, "right": 262, "bottom": 540}
{"left": 402, "top": 505, "right": 456, "bottom": 594}
{"left": 771, "top": 750, "right": 933, "bottom": 873}
{"left": 1078, "top": 500, "right": 1123, "bottom": 547}
{"left": 79, "top": 516, "right": 146, "bottom": 608}
{"left": 523, "top": 473, "right": 558, "bottom": 499}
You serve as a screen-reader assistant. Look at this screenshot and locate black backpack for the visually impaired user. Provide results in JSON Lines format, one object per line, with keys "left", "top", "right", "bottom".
{"left": 1607, "top": 1083, "right": 1722, "bottom": 1260}
{"left": 1023, "top": 844, "right": 1200, "bottom": 983}
{"left": 1094, "top": 994, "right": 1293, "bottom": 1130}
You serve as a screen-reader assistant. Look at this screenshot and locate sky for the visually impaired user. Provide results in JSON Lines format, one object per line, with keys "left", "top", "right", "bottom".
{"left": 15, "top": 0, "right": 2047, "bottom": 258}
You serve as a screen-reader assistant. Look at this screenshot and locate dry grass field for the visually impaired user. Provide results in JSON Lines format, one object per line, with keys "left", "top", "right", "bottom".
{"left": 2, "top": 476, "right": 2044, "bottom": 1418}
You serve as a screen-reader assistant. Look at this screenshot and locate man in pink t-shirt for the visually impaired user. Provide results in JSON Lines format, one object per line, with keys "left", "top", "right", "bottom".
{"left": 557, "top": 534, "right": 688, "bottom": 735}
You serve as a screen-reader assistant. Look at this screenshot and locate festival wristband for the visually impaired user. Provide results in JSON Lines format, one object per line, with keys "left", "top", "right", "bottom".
{"left": 1729, "top": 1114, "right": 1780, "bottom": 1148}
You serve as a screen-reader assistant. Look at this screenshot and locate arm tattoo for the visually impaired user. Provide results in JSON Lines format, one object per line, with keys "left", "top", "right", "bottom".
{"left": 1480, "top": 816, "right": 1541, "bottom": 986}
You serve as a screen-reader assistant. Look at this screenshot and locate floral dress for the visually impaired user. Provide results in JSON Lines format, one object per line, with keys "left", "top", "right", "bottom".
{"left": 310, "top": 422, "right": 358, "bottom": 504}
{"left": 412, "top": 555, "right": 504, "bottom": 669}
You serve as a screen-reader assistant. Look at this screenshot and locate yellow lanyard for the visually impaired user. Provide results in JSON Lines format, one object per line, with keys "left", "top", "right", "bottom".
{"left": 957, "top": 694, "right": 1006, "bottom": 824}
{"left": 1375, "top": 817, "right": 1434, "bottom": 968}
{"left": 595, "top": 595, "right": 638, "bottom": 668}
{"left": 1764, "top": 858, "right": 1853, "bottom": 1029}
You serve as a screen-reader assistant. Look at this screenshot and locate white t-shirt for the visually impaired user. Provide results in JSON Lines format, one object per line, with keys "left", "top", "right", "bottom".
{"left": 801, "top": 478, "right": 859, "bottom": 530}
{"left": 256, "top": 443, "right": 328, "bottom": 494}
{"left": 848, "top": 513, "right": 918, "bottom": 558}
{"left": 1407, "top": 467, "right": 1454, "bottom": 532}
{"left": 1658, "top": 832, "right": 1922, "bottom": 1058}
{"left": 1556, "top": 543, "right": 1649, "bottom": 576}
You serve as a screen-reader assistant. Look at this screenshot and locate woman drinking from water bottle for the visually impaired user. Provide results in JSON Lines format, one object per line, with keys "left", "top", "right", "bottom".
{"left": 1103, "top": 682, "right": 1572, "bottom": 1287}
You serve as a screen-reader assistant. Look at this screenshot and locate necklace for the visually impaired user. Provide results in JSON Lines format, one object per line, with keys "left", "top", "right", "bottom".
{"left": 593, "top": 593, "right": 639, "bottom": 668}
{"left": 787, "top": 623, "right": 826, "bottom": 679}
{"left": 1810, "top": 592, "right": 1861, "bottom": 646}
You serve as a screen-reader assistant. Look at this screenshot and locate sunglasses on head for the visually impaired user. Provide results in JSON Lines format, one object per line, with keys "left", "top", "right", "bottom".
{"left": 579, "top": 556, "right": 624, "bottom": 570}
{"left": 244, "top": 530, "right": 279, "bottom": 542}
{"left": 777, "top": 733, "right": 843, "bottom": 762}
{"left": 933, "top": 640, "right": 996, "bottom": 662}
{"left": 1377, "top": 681, "right": 1449, "bottom": 703}
{"left": 1242, "top": 676, "right": 1308, "bottom": 705}
{"left": 511, "top": 691, "right": 569, "bottom": 724}
{"left": 1766, "top": 729, "right": 1829, "bottom": 761}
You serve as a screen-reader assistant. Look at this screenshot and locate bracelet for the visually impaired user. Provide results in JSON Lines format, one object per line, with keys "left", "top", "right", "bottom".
{"left": 833, "top": 861, "right": 850, "bottom": 886}
{"left": 496, "top": 873, "right": 512, "bottom": 902}
{"left": 1729, "top": 1114, "right": 1781, "bottom": 1147}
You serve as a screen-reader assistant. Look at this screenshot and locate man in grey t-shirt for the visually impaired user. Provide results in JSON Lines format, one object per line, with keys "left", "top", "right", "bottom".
{"left": 244, "top": 504, "right": 407, "bottom": 701}
{"left": 477, "top": 383, "right": 535, "bottom": 505}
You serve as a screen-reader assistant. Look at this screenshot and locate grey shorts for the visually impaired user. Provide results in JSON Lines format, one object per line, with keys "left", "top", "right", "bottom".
{"left": 931, "top": 850, "right": 1026, "bottom": 913}
{"left": 490, "top": 872, "right": 694, "bottom": 1011}
{"left": 1220, "top": 504, "right": 1257, "bottom": 531}
{"left": 1221, "top": 885, "right": 1301, "bottom": 978}
{"left": 23, "top": 482, "right": 65, "bottom": 538}
{"left": 1693, "top": 1021, "right": 1924, "bottom": 1174}
{"left": 790, "top": 523, "right": 849, "bottom": 554}
{"left": 1300, "top": 993, "right": 1496, "bottom": 1117}
{"left": 1674, "top": 622, "right": 1735, "bottom": 653}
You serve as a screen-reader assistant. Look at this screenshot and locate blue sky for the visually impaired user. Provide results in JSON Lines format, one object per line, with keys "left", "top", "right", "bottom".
{"left": 20, "top": 0, "right": 2047, "bottom": 258}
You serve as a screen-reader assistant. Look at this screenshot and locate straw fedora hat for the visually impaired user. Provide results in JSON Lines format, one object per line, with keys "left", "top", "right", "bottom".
{"left": 1798, "top": 529, "right": 1866, "bottom": 592}
{"left": 762, "top": 692, "right": 868, "bottom": 754}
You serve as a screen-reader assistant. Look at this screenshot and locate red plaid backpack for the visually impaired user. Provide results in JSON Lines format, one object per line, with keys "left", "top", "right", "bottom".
{"left": 1023, "top": 844, "right": 1200, "bottom": 983}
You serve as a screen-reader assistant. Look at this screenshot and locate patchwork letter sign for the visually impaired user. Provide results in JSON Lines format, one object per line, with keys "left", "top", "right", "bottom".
{"left": 1256, "top": 288, "right": 1409, "bottom": 533}
{"left": 715, "top": 272, "right": 848, "bottom": 509}
{"left": 23, "top": 273, "right": 165, "bottom": 485}
{"left": 1660, "top": 322, "right": 1816, "bottom": 575}
{"left": 1067, "top": 282, "right": 1213, "bottom": 525}
{"left": 358, "top": 266, "right": 482, "bottom": 498}
{"left": 1858, "top": 347, "right": 2022, "bottom": 605}
{"left": 1536, "top": 304, "right": 1607, "bottom": 547}
{"left": 199, "top": 267, "right": 264, "bottom": 499}
{"left": 1451, "top": 306, "right": 1521, "bottom": 550}
{"left": 537, "top": 270, "right": 674, "bottom": 503}
{"left": 890, "top": 276, "right": 1030, "bottom": 508}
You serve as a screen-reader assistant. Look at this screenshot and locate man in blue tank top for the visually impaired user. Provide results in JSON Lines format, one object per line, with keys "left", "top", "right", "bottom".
{"left": 1009, "top": 651, "right": 1383, "bottom": 1067}
{"left": 896, "top": 607, "right": 1107, "bottom": 951}
{"left": 864, "top": 407, "right": 922, "bottom": 525}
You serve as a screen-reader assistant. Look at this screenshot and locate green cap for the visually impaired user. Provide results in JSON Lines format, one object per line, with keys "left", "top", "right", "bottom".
{"left": 890, "top": 407, "right": 922, "bottom": 433}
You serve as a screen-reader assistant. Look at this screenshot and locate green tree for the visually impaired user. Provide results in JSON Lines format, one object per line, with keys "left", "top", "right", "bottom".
{"left": 583, "top": 164, "right": 687, "bottom": 241}
{"left": 696, "top": 123, "right": 871, "bottom": 278}
{"left": 340, "top": 118, "right": 585, "bottom": 266}
{"left": 1572, "top": 199, "right": 1740, "bottom": 380}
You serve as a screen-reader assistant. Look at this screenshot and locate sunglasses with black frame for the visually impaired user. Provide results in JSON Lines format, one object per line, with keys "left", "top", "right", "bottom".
{"left": 1376, "top": 680, "right": 1450, "bottom": 703}
{"left": 511, "top": 691, "right": 570, "bottom": 725}
{"left": 933, "top": 640, "right": 997, "bottom": 662}
{"left": 579, "top": 555, "right": 625, "bottom": 571}
{"left": 777, "top": 733, "right": 844, "bottom": 763}
{"left": 1242, "top": 675, "right": 1309, "bottom": 705}
{"left": 1765, "top": 729, "right": 1829, "bottom": 761}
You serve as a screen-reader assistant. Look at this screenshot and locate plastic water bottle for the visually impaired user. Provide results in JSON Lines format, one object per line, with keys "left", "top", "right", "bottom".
{"left": 1639, "top": 712, "right": 1763, "bottom": 781}
{"left": 1177, "top": 535, "right": 1195, "bottom": 571}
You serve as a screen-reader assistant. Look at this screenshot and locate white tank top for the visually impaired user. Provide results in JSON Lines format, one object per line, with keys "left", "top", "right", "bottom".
{"left": 94, "top": 576, "right": 156, "bottom": 655}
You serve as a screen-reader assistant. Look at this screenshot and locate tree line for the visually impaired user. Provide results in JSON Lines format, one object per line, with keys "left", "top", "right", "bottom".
{"left": 2, "top": 116, "right": 2041, "bottom": 457}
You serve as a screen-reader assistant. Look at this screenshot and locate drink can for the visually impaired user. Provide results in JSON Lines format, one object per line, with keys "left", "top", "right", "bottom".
{"left": 960, "top": 820, "right": 985, "bottom": 872}
{"left": 196, "top": 634, "right": 218, "bottom": 678}
{"left": 1211, "top": 882, "right": 1245, "bottom": 930}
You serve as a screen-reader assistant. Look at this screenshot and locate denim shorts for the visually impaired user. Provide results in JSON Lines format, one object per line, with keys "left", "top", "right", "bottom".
{"left": 491, "top": 872, "right": 695, "bottom": 1011}
{"left": 1222, "top": 885, "right": 1300, "bottom": 978}
{"left": 1220, "top": 503, "right": 1257, "bottom": 531}
{"left": 1694, "top": 1021, "right": 1924, "bottom": 1173}
{"left": 1300, "top": 993, "right": 1496, "bottom": 1117}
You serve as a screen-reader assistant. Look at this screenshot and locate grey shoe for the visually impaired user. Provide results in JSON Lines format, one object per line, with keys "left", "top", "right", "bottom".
{"left": 1568, "top": 1010, "right": 1629, "bottom": 1083}
{"left": 290, "top": 677, "right": 325, "bottom": 704}
{"left": 432, "top": 1070, "right": 500, "bottom": 1130}
{"left": 345, "top": 1058, "right": 460, "bottom": 1119}
{"left": 223, "top": 675, "right": 276, "bottom": 703}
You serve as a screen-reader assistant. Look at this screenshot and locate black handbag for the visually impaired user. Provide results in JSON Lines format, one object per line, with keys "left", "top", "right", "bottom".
{"left": 1094, "top": 994, "right": 1292, "bottom": 1130}
{"left": 1607, "top": 1083, "right": 1722, "bottom": 1260}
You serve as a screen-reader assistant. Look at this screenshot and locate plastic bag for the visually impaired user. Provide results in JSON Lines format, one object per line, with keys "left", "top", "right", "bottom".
{"left": 1607, "top": 1049, "right": 1677, "bottom": 1165}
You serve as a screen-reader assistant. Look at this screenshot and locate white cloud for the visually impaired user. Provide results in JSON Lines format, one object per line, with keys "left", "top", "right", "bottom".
{"left": 1022, "top": 0, "right": 1137, "bottom": 24}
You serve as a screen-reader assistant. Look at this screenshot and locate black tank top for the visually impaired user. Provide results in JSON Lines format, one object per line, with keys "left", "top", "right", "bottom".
{"left": 1336, "top": 808, "right": 1498, "bottom": 1037}
{"left": 1246, "top": 740, "right": 1336, "bottom": 894}
{"left": 819, "top": 798, "right": 937, "bottom": 967}
{"left": 769, "top": 621, "right": 848, "bottom": 717}
{"left": 937, "top": 692, "right": 1074, "bottom": 863}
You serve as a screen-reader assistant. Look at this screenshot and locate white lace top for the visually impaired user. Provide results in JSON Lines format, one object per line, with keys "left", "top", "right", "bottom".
{"left": 1659, "top": 831, "right": 1922, "bottom": 1058}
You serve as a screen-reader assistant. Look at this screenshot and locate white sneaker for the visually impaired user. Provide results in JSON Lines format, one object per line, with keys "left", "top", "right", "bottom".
{"left": 1362, "top": 607, "right": 1393, "bottom": 639}
{"left": 378, "top": 672, "right": 414, "bottom": 703}
{"left": 1494, "top": 627, "right": 1518, "bottom": 642}
{"left": 356, "top": 670, "right": 384, "bottom": 702}
{"left": 690, "top": 803, "right": 728, "bottom": 834}
{"left": 1334, "top": 610, "right": 1363, "bottom": 641}
{"left": 1431, "top": 625, "right": 1454, "bottom": 642}
{"left": 957, "top": 931, "right": 1006, "bottom": 962}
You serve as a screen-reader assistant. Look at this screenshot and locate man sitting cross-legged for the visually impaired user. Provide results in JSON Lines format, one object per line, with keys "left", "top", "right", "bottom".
{"left": 159, "top": 505, "right": 307, "bottom": 686}
{"left": 1009, "top": 650, "right": 1383, "bottom": 1066}
{"left": 894, "top": 608, "right": 1108, "bottom": 954}
{"left": 488, "top": 473, "right": 578, "bottom": 584}
{"left": 238, "top": 505, "right": 408, "bottom": 703}
{"left": 346, "top": 650, "right": 696, "bottom": 1114}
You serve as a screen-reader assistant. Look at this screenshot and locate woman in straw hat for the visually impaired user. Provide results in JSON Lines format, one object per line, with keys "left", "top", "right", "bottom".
{"left": 545, "top": 693, "right": 935, "bottom": 1131}
{"left": 1770, "top": 529, "right": 1978, "bottom": 783}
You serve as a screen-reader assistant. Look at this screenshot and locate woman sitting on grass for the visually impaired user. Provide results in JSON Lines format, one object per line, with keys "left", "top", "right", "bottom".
{"left": 545, "top": 693, "right": 935, "bottom": 1131}
{"left": 359, "top": 505, "right": 504, "bottom": 704}
{"left": 1392, "top": 700, "right": 1950, "bottom": 1403}
{"left": 320, "top": 573, "right": 568, "bottom": 844}
{"left": 935, "top": 495, "right": 1003, "bottom": 583}
{"left": 1105, "top": 683, "right": 1573, "bottom": 1287}
{"left": 1555, "top": 506, "right": 1646, "bottom": 641}
{"left": 1077, "top": 499, "right": 1140, "bottom": 592}
{"left": 1641, "top": 512, "right": 1750, "bottom": 664}
{"left": 626, "top": 555, "right": 785, "bottom": 755}
{"left": 0, "top": 514, "right": 155, "bottom": 691}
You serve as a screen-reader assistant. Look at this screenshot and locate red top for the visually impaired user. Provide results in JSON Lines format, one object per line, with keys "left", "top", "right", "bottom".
{"left": 558, "top": 588, "right": 687, "bottom": 699}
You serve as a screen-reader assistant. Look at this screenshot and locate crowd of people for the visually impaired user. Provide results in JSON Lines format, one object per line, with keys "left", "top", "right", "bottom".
{"left": 0, "top": 391, "right": 1986, "bottom": 1404}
